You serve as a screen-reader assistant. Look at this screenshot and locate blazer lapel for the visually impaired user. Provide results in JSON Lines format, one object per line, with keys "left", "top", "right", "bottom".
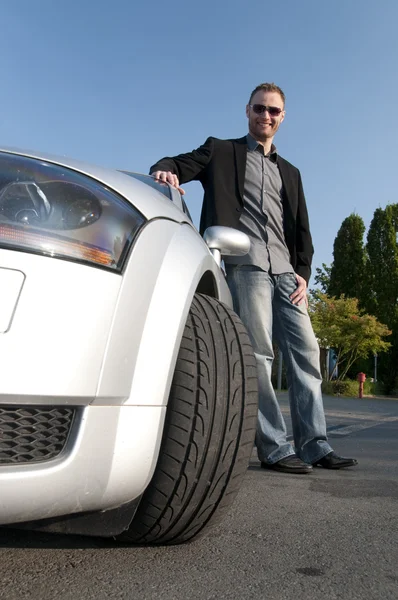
{"left": 277, "top": 157, "right": 296, "bottom": 220}
{"left": 233, "top": 137, "right": 247, "bottom": 202}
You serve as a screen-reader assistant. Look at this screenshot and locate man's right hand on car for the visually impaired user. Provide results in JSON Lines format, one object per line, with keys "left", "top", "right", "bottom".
{"left": 152, "top": 170, "right": 185, "bottom": 195}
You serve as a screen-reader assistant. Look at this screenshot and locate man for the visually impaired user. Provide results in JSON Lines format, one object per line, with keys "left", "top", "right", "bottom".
{"left": 150, "top": 82, "right": 358, "bottom": 474}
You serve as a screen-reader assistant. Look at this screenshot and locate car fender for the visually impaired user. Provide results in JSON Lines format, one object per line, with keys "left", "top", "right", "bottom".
{"left": 95, "top": 218, "right": 231, "bottom": 408}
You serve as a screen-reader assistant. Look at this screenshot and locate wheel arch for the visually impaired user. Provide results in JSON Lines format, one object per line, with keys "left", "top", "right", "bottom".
{"left": 195, "top": 269, "right": 219, "bottom": 299}
{"left": 123, "top": 224, "right": 230, "bottom": 408}
{"left": 96, "top": 221, "right": 231, "bottom": 409}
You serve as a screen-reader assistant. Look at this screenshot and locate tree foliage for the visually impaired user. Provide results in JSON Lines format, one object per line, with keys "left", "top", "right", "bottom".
{"left": 313, "top": 262, "right": 332, "bottom": 294}
{"left": 365, "top": 204, "right": 398, "bottom": 392}
{"left": 310, "top": 204, "right": 398, "bottom": 393}
{"left": 366, "top": 205, "right": 398, "bottom": 324}
{"left": 309, "top": 292, "right": 391, "bottom": 381}
{"left": 328, "top": 214, "right": 366, "bottom": 302}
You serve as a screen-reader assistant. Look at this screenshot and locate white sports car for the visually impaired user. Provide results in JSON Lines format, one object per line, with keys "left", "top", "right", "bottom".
{"left": 0, "top": 147, "right": 257, "bottom": 545}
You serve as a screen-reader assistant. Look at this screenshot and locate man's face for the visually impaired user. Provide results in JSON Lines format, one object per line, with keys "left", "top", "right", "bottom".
{"left": 246, "top": 90, "right": 285, "bottom": 141}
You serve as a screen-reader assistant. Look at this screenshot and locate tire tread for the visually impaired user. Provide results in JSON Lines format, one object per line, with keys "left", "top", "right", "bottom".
{"left": 118, "top": 293, "right": 257, "bottom": 545}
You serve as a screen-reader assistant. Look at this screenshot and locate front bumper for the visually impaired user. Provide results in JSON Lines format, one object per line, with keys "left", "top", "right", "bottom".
{"left": 0, "top": 404, "right": 165, "bottom": 525}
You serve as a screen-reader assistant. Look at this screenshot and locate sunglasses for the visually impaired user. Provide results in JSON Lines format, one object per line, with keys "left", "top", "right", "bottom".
{"left": 250, "top": 104, "right": 283, "bottom": 117}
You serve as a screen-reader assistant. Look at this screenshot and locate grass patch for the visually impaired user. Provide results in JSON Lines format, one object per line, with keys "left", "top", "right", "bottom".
{"left": 321, "top": 378, "right": 378, "bottom": 397}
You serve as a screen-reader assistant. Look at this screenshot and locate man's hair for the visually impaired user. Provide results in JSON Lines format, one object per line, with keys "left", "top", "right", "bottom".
{"left": 248, "top": 83, "right": 286, "bottom": 106}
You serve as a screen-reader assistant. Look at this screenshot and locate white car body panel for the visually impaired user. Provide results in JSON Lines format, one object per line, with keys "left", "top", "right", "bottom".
{"left": 0, "top": 251, "right": 121, "bottom": 401}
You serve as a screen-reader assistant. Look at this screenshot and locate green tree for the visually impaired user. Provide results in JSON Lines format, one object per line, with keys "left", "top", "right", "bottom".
{"left": 366, "top": 205, "right": 398, "bottom": 320}
{"left": 328, "top": 214, "right": 366, "bottom": 303}
{"left": 309, "top": 293, "right": 391, "bottom": 381}
{"left": 366, "top": 204, "right": 398, "bottom": 392}
{"left": 313, "top": 262, "right": 332, "bottom": 294}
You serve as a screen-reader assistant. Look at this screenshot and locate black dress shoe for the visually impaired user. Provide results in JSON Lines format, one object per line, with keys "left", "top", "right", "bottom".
{"left": 313, "top": 451, "right": 358, "bottom": 469}
{"left": 261, "top": 455, "right": 313, "bottom": 474}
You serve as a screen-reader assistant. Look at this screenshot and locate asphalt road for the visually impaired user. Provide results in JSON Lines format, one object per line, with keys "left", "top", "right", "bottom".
{"left": 1, "top": 395, "right": 397, "bottom": 600}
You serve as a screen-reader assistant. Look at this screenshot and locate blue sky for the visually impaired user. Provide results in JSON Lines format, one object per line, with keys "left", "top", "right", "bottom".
{"left": 1, "top": 0, "right": 397, "bottom": 285}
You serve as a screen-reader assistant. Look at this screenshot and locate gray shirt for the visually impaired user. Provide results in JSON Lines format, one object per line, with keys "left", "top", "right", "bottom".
{"left": 224, "top": 134, "right": 294, "bottom": 275}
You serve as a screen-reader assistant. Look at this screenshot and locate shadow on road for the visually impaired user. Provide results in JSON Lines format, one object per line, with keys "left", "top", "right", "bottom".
{"left": 0, "top": 526, "right": 161, "bottom": 550}
{"left": 0, "top": 527, "right": 116, "bottom": 549}
{"left": 0, "top": 527, "right": 176, "bottom": 550}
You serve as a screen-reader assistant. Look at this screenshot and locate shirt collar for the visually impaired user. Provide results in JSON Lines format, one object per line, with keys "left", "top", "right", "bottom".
{"left": 246, "top": 133, "right": 278, "bottom": 162}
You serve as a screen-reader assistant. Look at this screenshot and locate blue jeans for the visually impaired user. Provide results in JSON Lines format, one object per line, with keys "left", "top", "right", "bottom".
{"left": 225, "top": 265, "right": 332, "bottom": 464}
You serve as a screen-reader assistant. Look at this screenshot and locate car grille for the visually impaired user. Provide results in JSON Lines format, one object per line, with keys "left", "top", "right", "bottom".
{"left": 0, "top": 406, "right": 76, "bottom": 464}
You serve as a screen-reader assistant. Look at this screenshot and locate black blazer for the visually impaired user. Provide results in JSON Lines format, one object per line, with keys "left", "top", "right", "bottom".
{"left": 150, "top": 136, "right": 314, "bottom": 283}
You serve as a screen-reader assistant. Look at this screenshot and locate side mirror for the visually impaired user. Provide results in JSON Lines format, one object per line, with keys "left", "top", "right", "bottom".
{"left": 203, "top": 226, "right": 250, "bottom": 266}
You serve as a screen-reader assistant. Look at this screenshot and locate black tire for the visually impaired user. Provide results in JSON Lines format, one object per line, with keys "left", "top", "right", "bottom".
{"left": 118, "top": 293, "right": 258, "bottom": 545}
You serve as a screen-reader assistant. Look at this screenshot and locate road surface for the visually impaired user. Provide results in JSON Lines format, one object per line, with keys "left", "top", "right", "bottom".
{"left": 1, "top": 395, "right": 397, "bottom": 600}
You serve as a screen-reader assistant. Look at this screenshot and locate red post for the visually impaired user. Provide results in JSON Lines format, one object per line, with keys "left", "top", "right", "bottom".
{"left": 357, "top": 372, "right": 366, "bottom": 398}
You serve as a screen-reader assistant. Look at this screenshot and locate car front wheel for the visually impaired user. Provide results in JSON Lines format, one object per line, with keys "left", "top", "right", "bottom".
{"left": 118, "top": 293, "right": 258, "bottom": 545}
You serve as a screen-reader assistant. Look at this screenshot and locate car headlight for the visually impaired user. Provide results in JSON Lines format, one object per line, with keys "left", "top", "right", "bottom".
{"left": 0, "top": 153, "right": 146, "bottom": 272}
